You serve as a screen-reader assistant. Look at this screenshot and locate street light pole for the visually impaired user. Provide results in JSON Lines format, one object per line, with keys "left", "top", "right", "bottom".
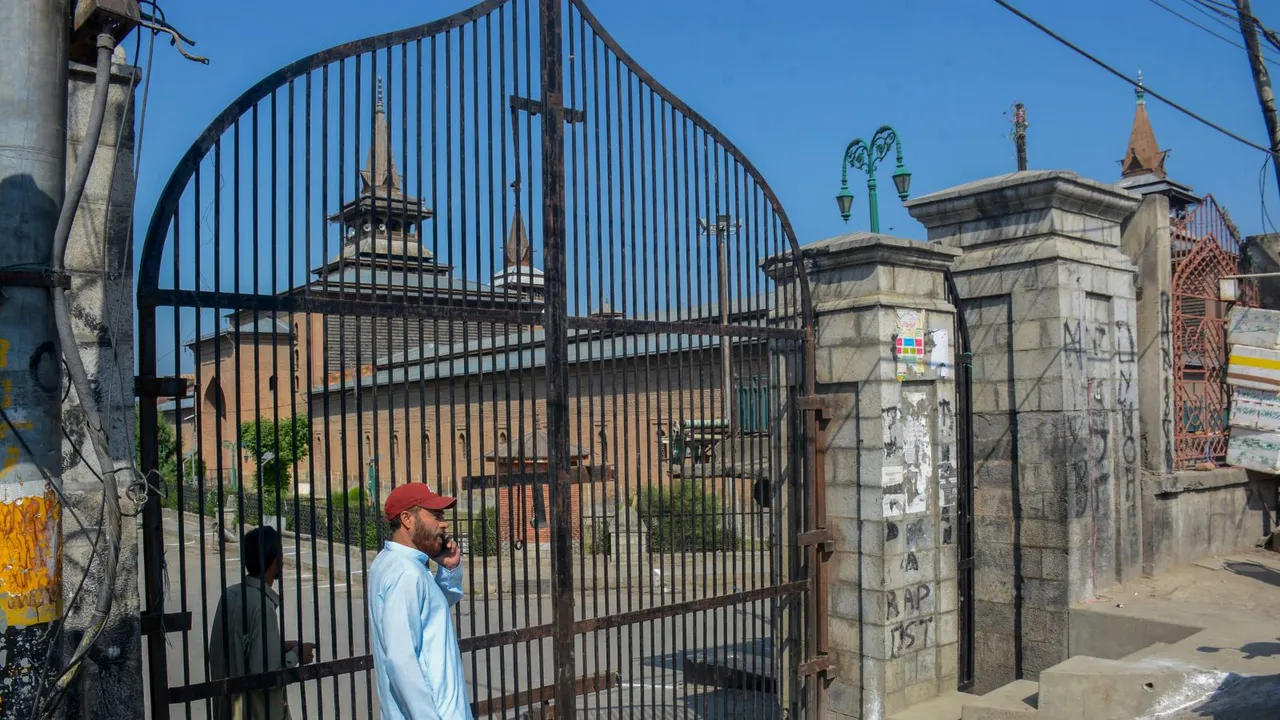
{"left": 835, "top": 125, "right": 913, "bottom": 233}
{"left": 699, "top": 214, "right": 740, "bottom": 433}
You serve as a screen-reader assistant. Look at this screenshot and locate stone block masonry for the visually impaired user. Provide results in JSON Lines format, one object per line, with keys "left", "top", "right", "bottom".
{"left": 908, "top": 170, "right": 1142, "bottom": 693}
{"left": 770, "top": 232, "right": 961, "bottom": 719}
{"left": 57, "top": 54, "right": 143, "bottom": 719}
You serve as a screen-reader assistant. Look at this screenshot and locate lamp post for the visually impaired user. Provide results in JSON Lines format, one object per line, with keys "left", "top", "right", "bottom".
{"left": 698, "top": 214, "right": 740, "bottom": 433}
{"left": 835, "top": 125, "right": 912, "bottom": 233}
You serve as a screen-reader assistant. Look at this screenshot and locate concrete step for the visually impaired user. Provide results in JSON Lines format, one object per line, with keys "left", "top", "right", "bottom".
{"left": 1120, "top": 642, "right": 1169, "bottom": 661}
{"left": 1036, "top": 655, "right": 1198, "bottom": 720}
{"left": 888, "top": 690, "right": 975, "bottom": 720}
{"left": 959, "top": 679, "right": 1039, "bottom": 720}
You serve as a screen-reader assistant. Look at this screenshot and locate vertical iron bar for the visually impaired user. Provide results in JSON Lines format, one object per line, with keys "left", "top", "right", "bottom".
{"left": 172, "top": 203, "right": 193, "bottom": 720}
{"left": 538, "top": 0, "right": 576, "bottom": 713}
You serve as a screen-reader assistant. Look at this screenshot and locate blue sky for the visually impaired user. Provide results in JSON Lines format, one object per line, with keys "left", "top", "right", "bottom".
{"left": 134, "top": 0, "right": 1280, "bottom": 242}
{"left": 132, "top": 0, "right": 1279, "bottom": 371}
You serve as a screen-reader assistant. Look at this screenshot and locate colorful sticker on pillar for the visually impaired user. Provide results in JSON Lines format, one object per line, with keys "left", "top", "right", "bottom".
{"left": 895, "top": 309, "right": 926, "bottom": 381}
{"left": 0, "top": 489, "right": 62, "bottom": 627}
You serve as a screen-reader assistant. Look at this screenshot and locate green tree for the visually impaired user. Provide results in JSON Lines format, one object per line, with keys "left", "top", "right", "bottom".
{"left": 239, "top": 414, "right": 311, "bottom": 495}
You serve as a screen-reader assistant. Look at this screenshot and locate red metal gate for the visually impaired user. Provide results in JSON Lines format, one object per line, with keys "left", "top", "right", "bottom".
{"left": 1170, "top": 196, "right": 1254, "bottom": 469}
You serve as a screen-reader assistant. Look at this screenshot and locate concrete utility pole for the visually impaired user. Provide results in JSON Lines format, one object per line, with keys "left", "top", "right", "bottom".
{"left": 1236, "top": 0, "right": 1280, "bottom": 196}
{"left": 0, "top": 0, "right": 69, "bottom": 717}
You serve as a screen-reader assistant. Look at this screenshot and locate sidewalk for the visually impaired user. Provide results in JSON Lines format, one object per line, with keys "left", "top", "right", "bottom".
{"left": 161, "top": 508, "right": 772, "bottom": 598}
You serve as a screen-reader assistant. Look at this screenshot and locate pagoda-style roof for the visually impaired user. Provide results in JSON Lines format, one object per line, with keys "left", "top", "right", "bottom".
{"left": 328, "top": 80, "right": 433, "bottom": 228}
{"left": 1121, "top": 71, "right": 1168, "bottom": 179}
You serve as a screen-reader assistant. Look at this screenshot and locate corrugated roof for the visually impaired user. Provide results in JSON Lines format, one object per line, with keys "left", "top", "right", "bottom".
{"left": 158, "top": 396, "right": 196, "bottom": 414}
{"left": 311, "top": 266, "right": 493, "bottom": 294}
{"left": 316, "top": 330, "right": 750, "bottom": 394}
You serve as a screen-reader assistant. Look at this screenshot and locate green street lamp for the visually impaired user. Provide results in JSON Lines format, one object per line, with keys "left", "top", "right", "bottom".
{"left": 836, "top": 125, "right": 912, "bottom": 233}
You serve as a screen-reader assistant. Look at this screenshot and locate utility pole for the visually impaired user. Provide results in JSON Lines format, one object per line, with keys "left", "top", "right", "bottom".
{"left": 1013, "top": 102, "right": 1029, "bottom": 171}
{"left": 700, "top": 215, "right": 739, "bottom": 433}
{"left": 1236, "top": 0, "right": 1280, "bottom": 194}
{"left": 0, "top": 1, "right": 68, "bottom": 718}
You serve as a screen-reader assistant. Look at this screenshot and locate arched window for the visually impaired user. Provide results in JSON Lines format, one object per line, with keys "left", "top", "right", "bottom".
{"left": 423, "top": 430, "right": 431, "bottom": 459}
{"left": 392, "top": 433, "right": 400, "bottom": 465}
{"left": 498, "top": 431, "right": 508, "bottom": 447}
{"left": 268, "top": 375, "right": 277, "bottom": 392}
{"left": 204, "top": 380, "right": 226, "bottom": 420}
{"left": 364, "top": 433, "right": 372, "bottom": 460}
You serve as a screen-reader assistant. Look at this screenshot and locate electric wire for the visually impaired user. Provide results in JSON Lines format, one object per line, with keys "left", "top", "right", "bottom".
{"left": 990, "top": 0, "right": 1278, "bottom": 156}
{"left": 1146, "top": 0, "right": 1280, "bottom": 65}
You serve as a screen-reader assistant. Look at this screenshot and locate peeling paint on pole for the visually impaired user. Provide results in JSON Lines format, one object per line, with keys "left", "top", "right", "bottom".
{"left": 0, "top": 483, "right": 62, "bottom": 628}
{"left": 0, "top": 0, "right": 69, "bottom": 715}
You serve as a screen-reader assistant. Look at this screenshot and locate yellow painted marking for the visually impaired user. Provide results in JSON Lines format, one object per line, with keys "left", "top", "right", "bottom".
{"left": 0, "top": 338, "right": 10, "bottom": 369}
{"left": 0, "top": 490, "right": 61, "bottom": 627}
{"left": 0, "top": 446, "right": 19, "bottom": 478}
{"left": 1231, "top": 354, "right": 1280, "bottom": 372}
{"left": 0, "top": 379, "right": 11, "bottom": 410}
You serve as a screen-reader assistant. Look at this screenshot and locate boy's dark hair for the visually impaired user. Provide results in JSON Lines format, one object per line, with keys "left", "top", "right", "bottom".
{"left": 243, "top": 526, "right": 282, "bottom": 578}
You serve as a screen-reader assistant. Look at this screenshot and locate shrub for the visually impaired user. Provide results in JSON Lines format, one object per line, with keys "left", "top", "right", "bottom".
{"left": 635, "top": 481, "right": 739, "bottom": 552}
{"left": 468, "top": 506, "right": 499, "bottom": 557}
{"left": 585, "top": 519, "right": 612, "bottom": 556}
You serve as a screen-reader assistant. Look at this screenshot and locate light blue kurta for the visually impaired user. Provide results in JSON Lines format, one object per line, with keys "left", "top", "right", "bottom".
{"left": 368, "top": 540, "right": 470, "bottom": 720}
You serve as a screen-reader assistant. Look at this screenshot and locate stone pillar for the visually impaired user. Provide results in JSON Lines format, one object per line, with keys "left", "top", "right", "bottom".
{"left": 1119, "top": 194, "right": 1175, "bottom": 575}
{"left": 791, "top": 233, "right": 961, "bottom": 718}
{"left": 60, "top": 54, "right": 143, "bottom": 718}
{"left": 907, "top": 171, "right": 1142, "bottom": 692}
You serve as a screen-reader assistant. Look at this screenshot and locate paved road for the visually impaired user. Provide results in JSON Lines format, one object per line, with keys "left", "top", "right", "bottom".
{"left": 144, "top": 524, "right": 786, "bottom": 719}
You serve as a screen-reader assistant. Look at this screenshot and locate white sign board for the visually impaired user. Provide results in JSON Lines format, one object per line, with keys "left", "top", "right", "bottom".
{"left": 1227, "top": 307, "right": 1280, "bottom": 350}
{"left": 1227, "top": 427, "right": 1280, "bottom": 474}
{"left": 1230, "top": 387, "right": 1280, "bottom": 433}
{"left": 1227, "top": 345, "right": 1280, "bottom": 393}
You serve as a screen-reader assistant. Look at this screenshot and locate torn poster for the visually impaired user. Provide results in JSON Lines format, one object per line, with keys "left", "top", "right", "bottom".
{"left": 930, "top": 328, "right": 950, "bottom": 378}
{"left": 901, "top": 391, "right": 931, "bottom": 515}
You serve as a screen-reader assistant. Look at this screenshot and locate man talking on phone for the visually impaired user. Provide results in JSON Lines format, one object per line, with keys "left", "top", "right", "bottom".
{"left": 368, "top": 483, "right": 470, "bottom": 719}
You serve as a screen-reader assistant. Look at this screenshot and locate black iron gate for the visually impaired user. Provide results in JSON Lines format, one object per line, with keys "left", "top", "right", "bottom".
{"left": 137, "top": 0, "right": 822, "bottom": 717}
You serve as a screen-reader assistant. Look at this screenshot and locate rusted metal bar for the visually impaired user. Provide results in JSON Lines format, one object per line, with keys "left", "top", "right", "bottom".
{"left": 0, "top": 269, "right": 71, "bottom": 289}
{"left": 138, "top": 610, "right": 192, "bottom": 636}
{"left": 168, "top": 655, "right": 376, "bottom": 703}
{"left": 144, "top": 288, "right": 544, "bottom": 324}
{"left": 133, "top": 374, "right": 190, "bottom": 399}
{"left": 539, "top": 0, "right": 576, "bottom": 716}
{"left": 566, "top": 313, "right": 803, "bottom": 340}
{"left": 797, "top": 655, "right": 832, "bottom": 677}
{"left": 472, "top": 671, "right": 619, "bottom": 717}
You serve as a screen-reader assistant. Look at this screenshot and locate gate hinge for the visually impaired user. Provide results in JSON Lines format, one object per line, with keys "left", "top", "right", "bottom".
{"left": 798, "top": 654, "right": 833, "bottom": 677}
{"left": 797, "top": 395, "right": 829, "bottom": 420}
{"left": 798, "top": 528, "right": 834, "bottom": 554}
{"left": 135, "top": 375, "right": 190, "bottom": 399}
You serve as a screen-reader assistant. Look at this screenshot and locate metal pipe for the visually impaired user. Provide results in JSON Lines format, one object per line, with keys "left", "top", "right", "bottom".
{"left": 0, "top": 1, "right": 69, "bottom": 718}
{"left": 48, "top": 32, "right": 126, "bottom": 704}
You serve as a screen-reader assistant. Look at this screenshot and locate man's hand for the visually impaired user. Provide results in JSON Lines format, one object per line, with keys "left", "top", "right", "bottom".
{"left": 434, "top": 539, "right": 461, "bottom": 570}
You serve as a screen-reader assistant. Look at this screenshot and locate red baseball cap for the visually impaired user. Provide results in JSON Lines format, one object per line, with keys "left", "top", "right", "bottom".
{"left": 383, "top": 483, "right": 456, "bottom": 521}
